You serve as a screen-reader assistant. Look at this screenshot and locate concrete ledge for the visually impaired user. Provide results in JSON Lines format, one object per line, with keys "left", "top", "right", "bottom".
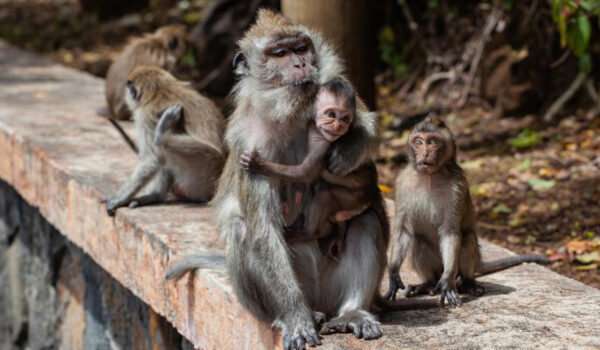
{"left": 1, "top": 39, "right": 599, "bottom": 349}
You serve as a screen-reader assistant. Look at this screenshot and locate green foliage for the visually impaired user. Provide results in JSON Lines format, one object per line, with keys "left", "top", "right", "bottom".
{"left": 528, "top": 178, "right": 557, "bottom": 189}
{"left": 378, "top": 26, "right": 409, "bottom": 77}
{"left": 552, "top": 0, "right": 600, "bottom": 72}
{"left": 508, "top": 129, "right": 540, "bottom": 148}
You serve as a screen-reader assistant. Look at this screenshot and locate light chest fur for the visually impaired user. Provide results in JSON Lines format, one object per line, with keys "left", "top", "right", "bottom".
{"left": 397, "top": 167, "right": 457, "bottom": 244}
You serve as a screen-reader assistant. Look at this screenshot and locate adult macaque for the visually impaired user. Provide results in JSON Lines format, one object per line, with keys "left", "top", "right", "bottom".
{"left": 167, "top": 10, "right": 397, "bottom": 349}
{"left": 104, "top": 24, "right": 188, "bottom": 120}
{"left": 385, "top": 115, "right": 551, "bottom": 306}
{"left": 240, "top": 77, "right": 376, "bottom": 258}
{"left": 104, "top": 65, "right": 224, "bottom": 216}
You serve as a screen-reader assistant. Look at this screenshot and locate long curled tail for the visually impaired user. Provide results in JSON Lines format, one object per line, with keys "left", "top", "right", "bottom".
{"left": 476, "top": 254, "right": 551, "bottom": 276}
{"left": 165, "top": 253, "right": 226, "bottom": 280}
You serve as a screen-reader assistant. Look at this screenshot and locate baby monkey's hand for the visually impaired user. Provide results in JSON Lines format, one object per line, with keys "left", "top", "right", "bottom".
{"left": 240, "top": 150, "right": 264, "bottom": 174}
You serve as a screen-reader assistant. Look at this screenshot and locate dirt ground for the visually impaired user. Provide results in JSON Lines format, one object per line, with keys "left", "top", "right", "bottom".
{"left": 1, "top": 0, "right": 599, "bottom": 289}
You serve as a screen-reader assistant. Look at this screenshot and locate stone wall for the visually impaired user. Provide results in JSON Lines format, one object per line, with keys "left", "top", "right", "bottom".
{"left": 0, "top": 180, "right": 193, "bottom": 350}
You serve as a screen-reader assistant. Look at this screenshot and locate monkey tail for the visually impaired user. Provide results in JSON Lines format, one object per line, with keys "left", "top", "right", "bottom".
{"left": 476, "top": 254, "right": 551, "bottom": 276}
{"left": 165, "top": 253, "right": 226, "bottom": 280}
{"left": 373, "top": 295, "right": 439, "bottom": 311}
{"left": 107, "top": 117, "right": 139, "bottom": 153}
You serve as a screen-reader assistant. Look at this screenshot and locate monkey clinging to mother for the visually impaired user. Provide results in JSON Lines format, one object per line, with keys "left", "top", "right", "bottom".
{"left": 165, "top": 9, "right": 420, "bottom": 350}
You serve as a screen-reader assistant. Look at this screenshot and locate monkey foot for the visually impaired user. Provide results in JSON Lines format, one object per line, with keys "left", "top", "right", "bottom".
{"left": 459, "top": 279, "right": 485, "bottom": 297}
{"left": 384, "top": 274, "right": 405, "bottom": 301}
{"left": 405, "top": 281, "right": 438, "bottom": 298}
{"left": 280, "top": 323, "right": 321, "bottom": 350}
{"left": 320, "top": 311, "right": 382, "bottom": 340}
{"left": 440, "top": 286, "right": 462, "bottom": 307}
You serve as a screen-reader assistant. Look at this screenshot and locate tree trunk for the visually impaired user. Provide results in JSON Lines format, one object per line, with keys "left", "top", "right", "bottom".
{"left": 282, "top": 0, "right": 376, "bottom": 109}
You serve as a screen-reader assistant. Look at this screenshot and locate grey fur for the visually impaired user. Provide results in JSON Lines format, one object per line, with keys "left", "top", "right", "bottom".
{"left": 386, "top": 120, "right": 550, "bottom": 306}
{"left": 166, "top": 10, "right": 390, "bottom": 350}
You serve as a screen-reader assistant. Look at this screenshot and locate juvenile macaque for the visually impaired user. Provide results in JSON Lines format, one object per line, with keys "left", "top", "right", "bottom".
{"left": 240, "top": 77, "right": 376, "bottom": 258}
{"left": 385, "top": 115, "right": 551, "bottom": 306}
{"left": 104, "top": 24, "right": 188, "bottom": 120}
{"left": 104, "top": 65, "right": 224, "bottom": 216}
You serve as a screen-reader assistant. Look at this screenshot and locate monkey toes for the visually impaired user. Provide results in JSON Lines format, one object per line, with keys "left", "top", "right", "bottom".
{"left": 440, "top": 287, "right": 462, "bottom": 307}
{"left": 282, "top": 326, "right": 321, "bottom": 350}
{"left": 320, "top": 313, "right": 382, "bottom": 340}
{"left": 384, "top": 274, "right": 406, "bottom": 301}
{"left": 320, "top": 310, "right": 383, "bottom": 340}
{"left": 405, "top": 281, "right": 437, "bottom": 298}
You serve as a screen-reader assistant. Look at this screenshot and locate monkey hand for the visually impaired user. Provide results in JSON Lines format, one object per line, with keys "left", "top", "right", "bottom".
{"left": 240, "top": 150, "right": 264, "bottom": 174}
{"left": 384, "top": 274, "right": 405, "bottom": 301}
{"left": 154, "top": 105, "right": 183, "bottom": 145}
{"left": 104, "top": 197, "right": 120, "bottom": 216}
{"left": 438, "top": 279, "right": 462, "bottom": 308}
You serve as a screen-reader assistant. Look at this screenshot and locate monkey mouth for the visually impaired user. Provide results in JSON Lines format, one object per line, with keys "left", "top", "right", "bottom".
{"left": 290, "top": 78, "right": 315, "bottom": 89}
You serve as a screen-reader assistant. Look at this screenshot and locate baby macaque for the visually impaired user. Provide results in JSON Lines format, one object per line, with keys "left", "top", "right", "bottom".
{"left": 241, "top": 77, "right": 377, "bottom": 258}
{"left": 385, "top": 115, "right": 551, "bottom": 307}
{"left": 104, "top": 24, "right": 188, "bottom": 120}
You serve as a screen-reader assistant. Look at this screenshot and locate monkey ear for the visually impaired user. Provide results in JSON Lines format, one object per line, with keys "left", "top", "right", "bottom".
{"left": 168, "top": 37, "right": 179, "bottom": 51}
{"left": 233, "top": 51, "right": 249, "bottom": 76}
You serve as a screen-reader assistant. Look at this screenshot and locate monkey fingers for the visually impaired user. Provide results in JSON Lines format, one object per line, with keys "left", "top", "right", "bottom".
{"left": 440, "top": 287, "right": 462, "bottom": 307}
{"left": 239, "top": 150, "right": 263, "bottom": 173}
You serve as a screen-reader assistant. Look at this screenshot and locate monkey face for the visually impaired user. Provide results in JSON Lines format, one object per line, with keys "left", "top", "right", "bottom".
{"left": 261, "top": 36, "right": 318, "bottom": 93}
{"left": 157, "top": 24, "right": 188, "bottom": 60}
{"left": 314, "top": 91, "right": 354, "bottom": 142}
{"left": 410, "top": 132, "right": 448, "bottom": 174}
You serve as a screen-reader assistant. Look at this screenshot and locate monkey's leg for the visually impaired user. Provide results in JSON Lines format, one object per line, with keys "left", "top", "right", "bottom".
{"left": 106, "top": 157, "right": 160, "bottom": 216}
{"left": 158, "top": 133, "right": 223, "bottom": 157}
{"left": 385, "top": 228, "right": 412, "bottom": 300}
{"left": 320, "top": 211, "right": 384, "bottom": 340}
{"left": 128, "top": 169, "right": 174, "bottom": 208}
{"left": 154, "top": 105, "right": 182, "bottom": 144}
{"left": 405, "top": 236, "right": 442, "bottom": 298}
{"left": 226, "top": 216, "right": 321, "bottom": 349}
{"left": 438, "top": 231, "right": 462, "bottom": 307}
{"left": 458, "top": 230, "right": 485, "bottom": 297}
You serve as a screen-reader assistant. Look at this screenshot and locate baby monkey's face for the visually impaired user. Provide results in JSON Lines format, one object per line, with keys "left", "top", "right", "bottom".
{"left": 314, "top": 89, "right": 354, "bottom": 142}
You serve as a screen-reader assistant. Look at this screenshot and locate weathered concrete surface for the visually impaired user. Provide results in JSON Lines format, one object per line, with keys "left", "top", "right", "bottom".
{"left": 0, "top": 39, "right": 599, "bottom": 349}
{"left": 0, "top": 181, "right": 193, "bottom": 350}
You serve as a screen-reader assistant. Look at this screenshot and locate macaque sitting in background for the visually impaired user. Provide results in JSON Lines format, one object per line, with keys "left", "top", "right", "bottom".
{"left": 104, "top": 24, "right": 188, "bottom": 120}
{"left": 241, "top": 77, "right": 377, "bottom": 258}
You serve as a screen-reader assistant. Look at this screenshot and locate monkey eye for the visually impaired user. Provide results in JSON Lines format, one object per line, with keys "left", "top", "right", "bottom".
{"left": 294, "top": 44, "right": 307, "bottom": 53}
{"left": 341, "top": 115, "right": 350, "bottom": 123}
{"left": 414, "top": 139, "right": 423, "bottom": 146}
{"left": 271, "top": 48, "right": 287, "bottom": 57}
{"left": 326, "top": 111, "right": 336, "bottom": 118}
{"left": 428, "top": 138, "right": 438, "bottom": 145}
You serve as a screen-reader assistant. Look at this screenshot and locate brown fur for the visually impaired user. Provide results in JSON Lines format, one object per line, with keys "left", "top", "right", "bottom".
{"left": 104, "top": 66, "right": 224, "bottom": 216}
{"left": 105, "top": 24, "right": 188, "bottom": 120}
